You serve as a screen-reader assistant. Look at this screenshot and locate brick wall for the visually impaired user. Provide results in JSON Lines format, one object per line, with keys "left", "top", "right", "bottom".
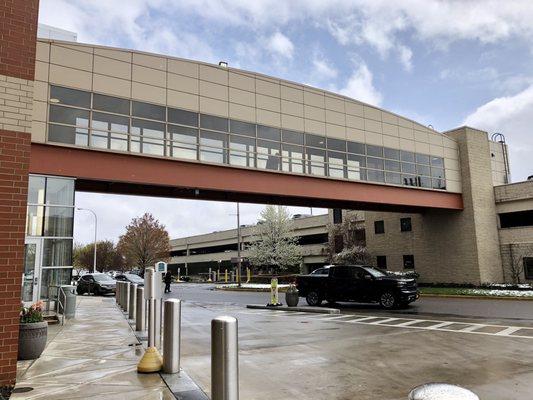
{"left": 0, "top": 0, "right": 39, "bottom": 387}
{"left": 0, "top": 130, "right": 30, "bottom": 385}
{"left": 0, "top": 0, "right": 39, "bottom": 81}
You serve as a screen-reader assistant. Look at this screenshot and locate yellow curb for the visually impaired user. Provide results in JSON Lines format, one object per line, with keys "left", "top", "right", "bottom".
{"left": 420, "top": 293, "right": 533, "bottom": 301}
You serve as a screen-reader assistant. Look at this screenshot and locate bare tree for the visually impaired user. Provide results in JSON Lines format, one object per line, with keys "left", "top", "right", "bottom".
{"left": 508, "top": 244, "right": 533, "bottom": 283}
{"left": 248, "top": 206, "right": 302, "bottom": 274}
{"left": 326, "top": 212, "right": 370, "bottom": 265}
{"left": 117, "top": 213, "right": 170, "bottom": 270}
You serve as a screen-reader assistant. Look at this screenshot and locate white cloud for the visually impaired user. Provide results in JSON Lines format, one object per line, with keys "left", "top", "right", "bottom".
{"left": 266, "top": 31, "right": 294, "bottom": 59}
{"left": 312, "top": 57, "right": 338, "bottom": 80}
{"left": 464, "top": 84, "right": 533, "bottom": 182}
{"left": 339, "top": 63, "right": 383, "bottom": 106}
{"left": 397, "top": 45, "right": 413, "bottom": 71}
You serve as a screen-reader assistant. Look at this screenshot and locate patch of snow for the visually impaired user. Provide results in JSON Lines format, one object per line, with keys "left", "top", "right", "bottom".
{"left": 218, "top": 283, "right": 290, "bottom": 289}
{"left": 467, "top": 289, "right": 533, "bottom": 297}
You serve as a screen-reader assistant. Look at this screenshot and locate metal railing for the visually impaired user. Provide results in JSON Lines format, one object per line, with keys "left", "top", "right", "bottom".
{"left": 56, "top": 286, "right": 66, "bottom": 325}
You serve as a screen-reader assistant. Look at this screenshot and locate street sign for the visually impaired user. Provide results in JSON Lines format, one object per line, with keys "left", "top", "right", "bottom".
{"left": 155, "top": 261, "right": 167, "bottom": 273}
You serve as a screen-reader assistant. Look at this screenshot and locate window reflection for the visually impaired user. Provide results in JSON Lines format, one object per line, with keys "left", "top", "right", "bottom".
{"left": 257, "top": 140, "right": 280, "bottom": 170}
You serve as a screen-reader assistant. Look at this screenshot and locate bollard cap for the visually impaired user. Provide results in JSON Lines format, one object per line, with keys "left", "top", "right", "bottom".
{"left": 164, "top": 298, "right": 181, "bottom": 304}
{"left": 213, "top": 315, "right": 237, "bottom": 324}
{"left": 408, "top": 383, "right": 479, "bottom": 400}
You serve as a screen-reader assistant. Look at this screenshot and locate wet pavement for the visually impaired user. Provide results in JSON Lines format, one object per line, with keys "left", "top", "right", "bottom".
{"left": 12, "top": 296, "right": 174, "bottom": 400}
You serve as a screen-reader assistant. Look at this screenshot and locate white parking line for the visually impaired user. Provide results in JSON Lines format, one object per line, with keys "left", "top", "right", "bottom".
{"left": 370, "top": 318, "right": 400, "bottom": 325}
{"left": 495, "top": 327, "right": 523, "bottom": 336}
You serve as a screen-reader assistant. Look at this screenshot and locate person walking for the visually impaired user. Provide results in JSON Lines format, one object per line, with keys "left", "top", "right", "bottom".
{"left": 164, "top": 271, "right": 172, "bottom": 293}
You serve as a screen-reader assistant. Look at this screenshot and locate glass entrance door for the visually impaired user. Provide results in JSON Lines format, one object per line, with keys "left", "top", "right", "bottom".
{"left": 22, "top": 238, "right": 41, "bottom": 304}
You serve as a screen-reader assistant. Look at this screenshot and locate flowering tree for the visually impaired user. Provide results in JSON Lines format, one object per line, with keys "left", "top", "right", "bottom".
{"left": 248, "top": 206, "right": 302, "bottom": 274}
{"left": 326, "top": 211, "right": 371, "bottom": 265}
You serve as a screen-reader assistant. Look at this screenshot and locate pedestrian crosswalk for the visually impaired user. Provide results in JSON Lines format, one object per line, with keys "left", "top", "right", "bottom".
{"left": 236, "top": 308, "right": 533, "bottom": 339}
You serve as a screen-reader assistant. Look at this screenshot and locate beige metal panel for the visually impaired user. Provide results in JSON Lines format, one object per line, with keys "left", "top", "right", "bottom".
{"left": 446, "top": 169, "right": 461, "bottom": 181}
{"left": 445, "top": 157, "right": 460, "bottom": 171}
{"left": 167, "top": 89, "right": 199, "bottom": 111}
{"left": 446, "top": 180, "right": 462, "bottom": 193}
{"left": 280, "top": 99, "right": 303, "bottom": 117}
{"left": 229, "top": 103, "right": 255, "bottom": 123}
{"left": 131, "top": 82, "right": 165, "bottom": 104}
{"left": 326, "top": 123, "right": 346, "bottom": 139}
{"left": 398, "top": 117, "right": 414, "bottom": 129}
{"left": 363, "top": 106, "right": 381, "bottom": 122}
{"left": 49, "top": 64, "right": 92, "bottom": 90}
{"left": 429, "top": 144, "right": 444, "bottom": 157}
{"left": 414, "top": 130, "right": 429, "bottom": 143}
{"left": 256, "top": 108, "right": 280, "bottom": 127}
{"left": 31, "top": 120, "right": 46, "bottom": 143}
{"left": 32, "top": 100, "right": 47, "bottom": 122}
{"left": 33, "top": 81, "right": 48, "bottom": 102}
{"left": 346, "top": 127, "right": 365, "bottom": 142}
{"left": 200, "top": 96, "right": 229, "bottom": 117}
{"left": 94, "top": 55, "right": 131, "bottom": 80}
{"left": 94, "top": 47, "right": 132, "bottom": 62}
{"left": 50, "top": 45, "right": 93, "bottom": 72}
{"left": 132, "top": 64, "right": 166, "bottom": 87}
{"left": 199, "top": 65, "right": 228, "bottom": 85}
{"left": 167, "top": 72, "right": 198, "bottom": 94}
{"left": 415, "top": 141, "right": 430, "bottom": 154}
{"left": 325, "top": 95, "right": 344, "bottom": 112}
{"left": 35, "top": 61, "right": 49, "bottom": 82}
{"left": 303, "top": 90, "right": 324, "bottom": 108}
{"left": 381, "top": 112, "right": 398, "bottom": 125}
{"left": 382, "top": 122, "right": 399, "bottom": 136}
{"left": 199, "top": 80, "right": 228, "bottom": 101}
{"left": 442, "top": 136, "right": 457, "bottom": 148}
{"left": 382, "top": 135, "right": 400, "bottom": 149}
{"left": 345, "top": 100, "right": 363, "bottom": 117}
{"left": 256, "top": 78, "right": 280, "bottom": 98}
{"left": 428, "top": 133, "right": 443, "bottom": 146}
{"left": 325, "top": 109, "right": 345, "bottom": 125}
{"left": 304, "top": 119, "right": 325, "bottom": 135}
{"left": 398, "top": 126, "right": 414, "bottom": 139}
{"left": 93, "top": 74, "right": 131, "bottom": 97}
{"left": 36, "top": 41, "right": 50, "bottom": 62}
{"left": 256, "top": 93, "right": 280, "bottom": 113}
{"left": 444, "top": 146, "right": 459, "bottom": 159}
{"left": 304, "top": 104, "right": 325, "bottom": 122}
{"left": 168, "top": 59, "right": 198, "bottom": 78}
{"left": 496, "top": 199, "right": 533, "bottom": 214}
{"left": 58, "top": 43, "right": 93, "bottom": 54}
{"left": 229, "top": 87, "right": 255, "bottom": 107}
{"left": 364, "top": 119, "right": 382, "bottom": 134}
{"left": 365, "top": 131, "right": 383, "bottom": 146}
{"left": 346, "top": 114, "right": 364, "bottom": 130}
{"left": 228, "top": 71, "right": 254, "bottom": 92}
{"left": 281, "top": 84, "right": 303, "bottom": 103}
{"left": 132, "top": 52, "right": 166, "bottom": 71}
{"left": 281, "top": 114, "right": 304, "bottom": 131}
{"left": 399, "top": 138, "right": 415, "bottom": 151}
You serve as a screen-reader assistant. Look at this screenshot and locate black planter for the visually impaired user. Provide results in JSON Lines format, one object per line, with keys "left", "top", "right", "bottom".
{"left": 285, "top": 290, "right": 299, "bottom": 307}
{"left": 18, "top": 321, "right": 47, "bottom": 360}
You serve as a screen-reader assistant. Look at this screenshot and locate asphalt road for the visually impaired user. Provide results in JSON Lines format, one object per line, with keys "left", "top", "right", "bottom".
{"left": 165, "top": 283, "right": 533, "bottom": 323}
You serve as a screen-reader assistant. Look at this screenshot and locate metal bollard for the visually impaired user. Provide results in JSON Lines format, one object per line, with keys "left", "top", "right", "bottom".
{"left": 116, "top": 281, "right": 120, "bottom": 304}
{"left": 408, "top": 383, "right": 479, "bottom": 400}
{"left": 124, "top": 282, "right": 131, "bottom": 313}
{"left": 163, "top": 299, "right": 181, "bottom": 373}
{"left": 129, "top": 284, "right": 137, "bottom": 319}
{"left": 154, "top": 298, "right": 162, "bottom": 349}
{"left": 136, "top": 286, "right": 146, "bottom": 331}
{"left": 211, "top": 316, "right": 239, "bottom": 400}
{"left": 119, "top": 282, "right": 124, "bottom": 308}
{"left": 147, "top": 298, "right": 156, "bottom": 347}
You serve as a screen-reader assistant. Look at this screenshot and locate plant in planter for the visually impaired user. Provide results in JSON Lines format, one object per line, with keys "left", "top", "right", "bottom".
{"left": 285, "top": 283, "right": 299, "bottom": 307}
{"left": 18, "top": 301, "right": 48, "bottom": 360}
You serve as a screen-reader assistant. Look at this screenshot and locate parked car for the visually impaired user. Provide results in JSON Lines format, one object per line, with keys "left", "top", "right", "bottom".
{"left": 114, "top": 273, "right": 144, "bottom": 287}
{"left": 76, "top": 273, "right": 117, "bottom": 296}
{"left": 296, "top": 265, "right": 419, "bottom": 309}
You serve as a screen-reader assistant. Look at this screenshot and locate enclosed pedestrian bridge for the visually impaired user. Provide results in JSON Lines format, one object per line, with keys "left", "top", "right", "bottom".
{"left": 29, "top": 39, "right": 467, "bottom": 211}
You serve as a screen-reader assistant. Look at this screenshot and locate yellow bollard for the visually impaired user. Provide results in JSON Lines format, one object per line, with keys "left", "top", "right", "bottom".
{"left": 246, "top": 268, "right": 251, "bottom": 283}
{"left": 225, "top": 269, "right": 228, "bottom": 283}
{"left": 137, "top": 346, "right": 163, "bottom": 373}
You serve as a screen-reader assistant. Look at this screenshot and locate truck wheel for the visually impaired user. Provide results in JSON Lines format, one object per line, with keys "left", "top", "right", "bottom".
{"left": 306, "top": 291, "right": 322, "bottom": 306}
{"left": 379, "top": 292, "right": 397, "bottom": 309}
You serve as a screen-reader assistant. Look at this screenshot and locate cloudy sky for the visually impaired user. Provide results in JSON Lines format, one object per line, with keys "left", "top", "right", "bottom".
{"left": 39, "top": 1, "right": 533, "bottom": 244}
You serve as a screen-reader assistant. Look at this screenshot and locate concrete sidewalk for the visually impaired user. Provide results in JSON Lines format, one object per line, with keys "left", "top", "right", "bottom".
{"left": 12, "top": 296, "right": 174, "bottom": 399}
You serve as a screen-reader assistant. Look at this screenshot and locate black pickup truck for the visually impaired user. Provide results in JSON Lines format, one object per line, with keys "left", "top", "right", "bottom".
{"left": 296, "top": 265, "right": 419, "bottom": 309}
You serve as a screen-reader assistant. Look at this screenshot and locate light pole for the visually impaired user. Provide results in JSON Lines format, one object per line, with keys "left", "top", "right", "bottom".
{"left": 236, "top": 203, "right": 242, "bottom": 287}
{"left": 77, "top": 207, "right": 97, "bottom": 273}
